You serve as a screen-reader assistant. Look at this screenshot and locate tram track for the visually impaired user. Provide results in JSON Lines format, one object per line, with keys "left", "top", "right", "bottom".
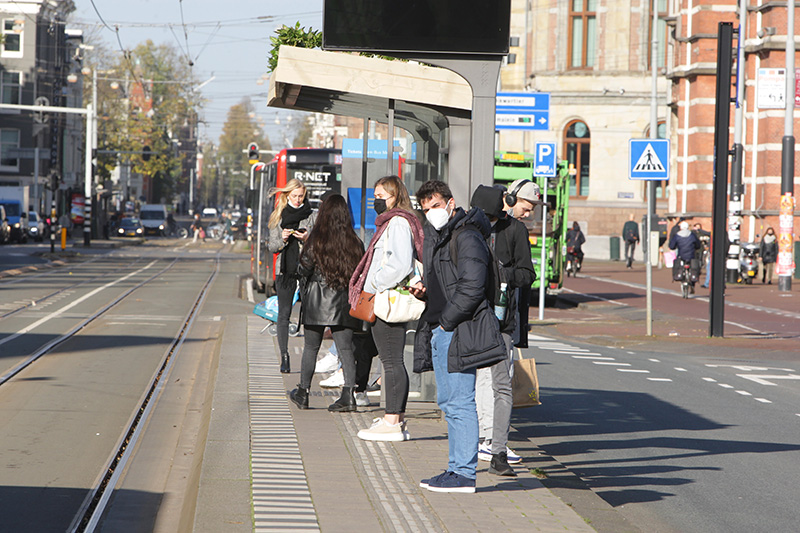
{"left": 70, "top": 252, "right": 221, "bottom": 532}
{"left": 0, "top": 257, "right": 179, "bottom": 386}
{"left": 0, "top": 257, "right": 148, "bottom": 321}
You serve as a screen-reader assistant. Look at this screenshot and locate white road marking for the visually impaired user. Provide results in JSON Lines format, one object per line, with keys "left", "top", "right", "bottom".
{"left": 0, "top": 261, "right": 157, "bottom": 348}
{"left": 572, "top": 355, "right": 615, "bottom": 360}
{"left": 649, "top": 358, "right": 661, "bottom": 362}
{"left": 719, "top": 384, "right": 734, "bottom": 389}
{"left": 593, "top": 362, "right": 631, "bottom": 366}
{"left": 703, "top": 377, "right": 717, "bottom": 382}
{"left": 675, "top": 367, "right": 688, "bottom": 372}
{"left": 648, "top": 378, "right": 673, "bottom": 382}
{"left": 735, "top": 390, "right": 752, "bottom": 396}
{"left": 736, "top": 374, "right": 800, "bottom": 386}
{"left": 754, "top": 398, "right": 772, "bottom": 403}
{"left": 528, "top": 334, "right": 554, "bottom": 341}
{"left": 706, "top": 364, "right": 795, "bottom": 372}
{"left": 555, "top": 350, "right": 602, "bottom": 355}
{"left": 561, "top": 287, "right": 626, "bottom": 306}
{"left": 618, "top": 369, "right": 650, "bottom": 373}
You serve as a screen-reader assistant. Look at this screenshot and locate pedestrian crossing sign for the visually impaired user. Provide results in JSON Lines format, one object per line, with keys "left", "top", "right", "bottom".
{"left": 629, "top": 139, "right": 670, "bottom": 180}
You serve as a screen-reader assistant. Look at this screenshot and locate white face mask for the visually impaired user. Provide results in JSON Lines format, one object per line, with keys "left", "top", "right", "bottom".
{"left": 426, "top": 202, "right": 451, "bottom": 230}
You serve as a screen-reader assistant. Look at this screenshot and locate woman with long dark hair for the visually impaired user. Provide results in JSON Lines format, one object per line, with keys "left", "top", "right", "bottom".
{"left": 349, "top": 176, "right": 425, "bottom": 441}
{"left": 268, "top": 179, "right": 315, "bottom": 374}
{"left": 290, "top": 194, "right": 365, "bottom": 411}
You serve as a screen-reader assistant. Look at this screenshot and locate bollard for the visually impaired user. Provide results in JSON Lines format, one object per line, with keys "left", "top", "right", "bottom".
{"left": 61, "top": 227, "right": 67, "bottom": 251}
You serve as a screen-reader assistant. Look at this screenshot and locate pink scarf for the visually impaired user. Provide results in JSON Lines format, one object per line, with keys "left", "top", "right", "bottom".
{"left": 348, "top": 209, "right": 424, "bottom": 308}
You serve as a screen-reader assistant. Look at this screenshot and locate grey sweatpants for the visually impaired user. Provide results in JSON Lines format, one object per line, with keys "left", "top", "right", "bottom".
{"left": 475, "top": 333, "right": 514, "bottom": 454}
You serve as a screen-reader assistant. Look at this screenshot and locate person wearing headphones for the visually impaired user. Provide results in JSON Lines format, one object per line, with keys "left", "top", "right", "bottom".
{"left": 502, "top": 179, "right": 541, "bottom": 220}
{"left": 501, "top": 179, "right": 540, "bottom": 350}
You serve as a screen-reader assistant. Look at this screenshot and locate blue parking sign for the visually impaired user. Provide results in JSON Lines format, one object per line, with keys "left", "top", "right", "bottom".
{"left": 533, "top": 142, "right": 557, "bottom": 177}
{"left": 629, "top": 139, "right": 670, "bottom": 180}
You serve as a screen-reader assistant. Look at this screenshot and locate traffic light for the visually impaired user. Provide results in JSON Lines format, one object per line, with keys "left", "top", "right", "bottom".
{"left": 248, "top": 142, "right": 259, "bottom": 164}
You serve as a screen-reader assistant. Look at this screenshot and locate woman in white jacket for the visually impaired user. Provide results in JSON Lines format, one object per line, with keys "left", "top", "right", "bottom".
{"left": 349, "top": 176, "right": 424, "bottom": 442}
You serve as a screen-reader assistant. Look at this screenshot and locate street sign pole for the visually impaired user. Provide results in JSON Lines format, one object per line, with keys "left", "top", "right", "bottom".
{"left": 533, "top": 142, "right": 557, "bottom": 321}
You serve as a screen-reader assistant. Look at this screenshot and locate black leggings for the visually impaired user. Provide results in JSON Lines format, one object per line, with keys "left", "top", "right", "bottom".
{"left": 300, "top": 326, "right": 356, "bottom": 390}
{"left": 275, "top": 275, "right": 297, "bottom": 357}
{"left": 371, "top": 319, "right": 409, "bottom": 415}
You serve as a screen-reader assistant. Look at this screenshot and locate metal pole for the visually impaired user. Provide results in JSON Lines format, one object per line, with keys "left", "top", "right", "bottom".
{"left": 778, "top": 0, "right": 795, "bottom": 292}
{"left": 387, "top": 99, "right": 395, "bottom": 176}
{"left": 360, "top": 117, "right": 369, "bottom": 241}
{"left": 254, "top": 168, "right": 265, "bottom": 292}
{"left": 33, "top": 147, "right": 39, "bottom": 213}
{"left": 84, "top": 103, "right": 93, "bottom": 246}
{"left": 646, "top": 0, "right": 658, "bottom": 336}
{"left": 710, "top": 23, "right": 735, "bottom": 338}
{"left": 728, "top": 0, "right": 747, "bottom": 284}
{"left": 538, "top": 179, "right": 547, "bottom": 321}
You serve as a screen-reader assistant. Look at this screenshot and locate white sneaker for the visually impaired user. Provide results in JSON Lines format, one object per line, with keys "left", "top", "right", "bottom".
{"left": 401, "top": 420, "right": 411, "bottom": 441}
{"left": 506, "top": 446, "right": 522, "bottom": 464}
{"left": 314, "top": 351, "right": 341, "bottom": 374}
{"left": 355, "top": 392, "right": 371, "bottom": 406}
{"left": 319, "top": 368, "right": 344, "bottom": 388}
{"left": 357, "top": 417, "right": 405, "bottom": 442}
{"left": 478, "top": 442, "right": 492, "bottom": 462}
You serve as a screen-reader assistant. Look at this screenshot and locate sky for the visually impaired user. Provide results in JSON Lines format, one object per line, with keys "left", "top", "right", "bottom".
{"left": 68, "top": 0, "right": 325, "bottom": 148}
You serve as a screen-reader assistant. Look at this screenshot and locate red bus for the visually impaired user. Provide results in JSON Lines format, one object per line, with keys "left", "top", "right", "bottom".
{"left": 252, "top": 148, "right": 343, "bottom": 293}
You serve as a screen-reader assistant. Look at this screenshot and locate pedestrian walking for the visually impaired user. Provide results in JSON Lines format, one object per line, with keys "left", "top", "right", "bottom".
{"left": 289, "top": 194, "right": 364, "bottom": 411}
{"left": 349, "top": 175, "right": 425, "bottom": 442}
{"left": 470, "top": 185, "right": 535, "bottom": 476}
{"left": 760, "top": 227, "right": 778, "bottom": 284}
{"left": 268, "top": 179, "right": 316, "bottom": 374}
{"left": 410, "top": 180, "right": 507, "bottom": 494}
{"left": 622, "top": 213, "right": 640, "bottom": 268}
{"left": 222, "top": 212, "right": 235, "bottom": 244}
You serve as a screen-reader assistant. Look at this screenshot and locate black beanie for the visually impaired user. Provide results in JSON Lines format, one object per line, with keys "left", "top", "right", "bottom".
{"left": 470, "top": 185, "right": 505, "bottom": 219}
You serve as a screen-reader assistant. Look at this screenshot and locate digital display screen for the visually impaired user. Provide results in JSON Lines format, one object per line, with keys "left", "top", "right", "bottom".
{"left": 323, "top": 0, "right": 511, "bottom": 55}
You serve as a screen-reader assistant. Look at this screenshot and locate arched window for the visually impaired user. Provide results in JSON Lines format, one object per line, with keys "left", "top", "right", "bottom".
{"left": 564, "top": 120, "right": 590, "bottom": 197}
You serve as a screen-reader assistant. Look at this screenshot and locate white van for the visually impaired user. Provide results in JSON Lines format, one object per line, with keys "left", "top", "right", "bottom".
{"left": 139, "top": 204, "right": 168, "bottom": 236}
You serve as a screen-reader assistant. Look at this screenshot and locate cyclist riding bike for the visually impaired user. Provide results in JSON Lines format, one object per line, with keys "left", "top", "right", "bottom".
{"left": 668, "top": 221, "right": 701, "bottom": 292}
{"left": 565, "top": 221, "right": 585, "bottom": 274}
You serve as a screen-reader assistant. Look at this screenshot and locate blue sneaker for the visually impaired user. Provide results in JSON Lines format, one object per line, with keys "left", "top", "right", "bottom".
{"left": 419, "top": 470, "right": 449, "bottom": 489}
{"left": 425, "top": 471, "right": 476, "bottom": 493}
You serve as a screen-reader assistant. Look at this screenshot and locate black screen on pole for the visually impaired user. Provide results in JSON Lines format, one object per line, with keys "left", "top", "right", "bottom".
{"left": 322, "top": 0, "right": 511, "bottom": 55}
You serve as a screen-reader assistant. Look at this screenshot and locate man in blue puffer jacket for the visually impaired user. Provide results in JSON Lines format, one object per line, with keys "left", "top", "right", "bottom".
{"left": 410, "top": 180, "right": 506, "bottom": 495}
{"left": 668, "top": 220, "right": 701, "bottom": 285}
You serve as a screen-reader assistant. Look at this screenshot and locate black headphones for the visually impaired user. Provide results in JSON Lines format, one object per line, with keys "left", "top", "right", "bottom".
{"left": 505, "top": 179, "right": 533, "bottom": 207}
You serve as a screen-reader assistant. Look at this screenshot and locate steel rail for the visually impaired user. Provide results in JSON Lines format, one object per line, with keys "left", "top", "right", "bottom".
{"left": 70, "top": 252, "right": 221, "bottom": 532}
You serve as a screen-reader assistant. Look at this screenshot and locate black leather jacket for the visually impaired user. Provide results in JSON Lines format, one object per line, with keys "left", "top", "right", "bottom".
{"left": 297, "top": 242, "right": 362, "bottom": 329}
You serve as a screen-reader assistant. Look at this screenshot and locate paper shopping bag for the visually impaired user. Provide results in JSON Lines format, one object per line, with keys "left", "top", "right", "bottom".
{"left": 512, "top": 357, "right": 541, "bottom": 408}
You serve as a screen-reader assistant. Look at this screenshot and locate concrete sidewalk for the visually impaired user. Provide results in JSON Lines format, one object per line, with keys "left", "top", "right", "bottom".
{"left": 197, "top": 312, "right": 596, "bottom": 532}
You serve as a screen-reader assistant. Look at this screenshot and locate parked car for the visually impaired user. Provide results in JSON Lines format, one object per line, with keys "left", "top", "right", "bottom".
{"left": 27, "top": 211, "right": 46, "bottom": 242}
{"left": 0, "top": 205, "right": 9, "bottom": 244}
{"left": 138, "top": 204, "right": 168, "bottom": 236}
{"left": 116, "top": 217, "right": 144, "bottom": 237}
{"left": 201, "top": 207, "right": 218, "bottom": 218}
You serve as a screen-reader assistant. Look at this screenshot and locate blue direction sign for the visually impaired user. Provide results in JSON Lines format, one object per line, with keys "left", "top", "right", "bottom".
{"left": 629, "top": 139, "right": 670, "bottom": 180}
{"left": 496, "top": 92, "right": 550, "bottom": 131}
{"left": 533, "top": 142, "right": 557, "bottom": 177}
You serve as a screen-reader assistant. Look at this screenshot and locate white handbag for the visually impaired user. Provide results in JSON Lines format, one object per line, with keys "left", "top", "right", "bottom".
{"left": 374, "top": 256, "right": 426, "bottom": 323}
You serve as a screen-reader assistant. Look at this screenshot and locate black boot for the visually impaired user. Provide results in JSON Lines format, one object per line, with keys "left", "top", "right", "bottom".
{"left": 489, "top": 452, "right": 517, "bottom": 477}
{"left": 280, "top": 354, "right": 291, "bottom": 374}
{"left": 290, "top": 386, "right": 309, "bottom": 409}
{"left": 328, "top": 386, "right": 356, "bottom": 412}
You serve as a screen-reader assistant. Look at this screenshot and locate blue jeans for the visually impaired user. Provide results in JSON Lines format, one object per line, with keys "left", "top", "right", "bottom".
{"left": 431, "top": 326, "right": 478, "bottom": 480}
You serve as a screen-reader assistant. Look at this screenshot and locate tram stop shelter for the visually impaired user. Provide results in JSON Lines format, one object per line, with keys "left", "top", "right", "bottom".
{"left": 267, "top": 45, "right": 480, "bottom": 207}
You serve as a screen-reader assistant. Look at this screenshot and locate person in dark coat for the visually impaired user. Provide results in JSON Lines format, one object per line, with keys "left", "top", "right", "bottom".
{"left": 566, "top": 221, "right": 586, "bottom": 268}
{"left": 622, "top": 213, "right": 640, "bottom": 268}
{"left": 759, "top": 227, "right": 778, "bottom": 284}
{"left": 668, "top": 221, "right": 701, "bottom": 286}
{"left": 290, "top": 194, "right": 364, "bottom": 412}
{"left": 470, "top": 185, "right": 535, "bottom": 477}
{"left": 410, "top": 180, "right": 507, "bottom": 494}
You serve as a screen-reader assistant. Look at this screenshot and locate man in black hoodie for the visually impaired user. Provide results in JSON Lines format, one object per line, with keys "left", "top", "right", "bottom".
{"left": 470, "top": 185, "right": 535, "bottom": 477}
{"left": 410, "top": 180, "right": 506, "bottom": 494}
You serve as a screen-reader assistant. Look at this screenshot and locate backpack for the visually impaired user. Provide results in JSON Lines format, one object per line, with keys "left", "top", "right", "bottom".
{"left": 449, "top": 224, "right": 516, "bottom": 332}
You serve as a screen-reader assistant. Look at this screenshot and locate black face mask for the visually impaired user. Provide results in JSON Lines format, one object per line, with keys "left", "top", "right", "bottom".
{"left": 374, "top": 198, "right": 388, "bottom": 215}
